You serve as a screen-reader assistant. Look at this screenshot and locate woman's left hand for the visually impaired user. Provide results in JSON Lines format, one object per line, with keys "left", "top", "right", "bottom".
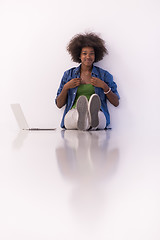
{"left": 91, "top": 77, "right": 105, "bottom": 89}
{"left": 91, "top": 77, "right": 119, "bottom": 107}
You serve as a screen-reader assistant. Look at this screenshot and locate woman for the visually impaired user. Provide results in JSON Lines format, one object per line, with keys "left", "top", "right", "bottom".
{"left": 55, "top": 32, "right": 120, "bottom": 130}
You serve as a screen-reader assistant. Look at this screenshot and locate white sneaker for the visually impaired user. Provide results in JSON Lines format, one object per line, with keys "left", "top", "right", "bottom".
{"left": 76, "top": 96, "right": 89, "bottom": 131}
{"left": 88, "top": 94, "right": 101, "bottom": 128}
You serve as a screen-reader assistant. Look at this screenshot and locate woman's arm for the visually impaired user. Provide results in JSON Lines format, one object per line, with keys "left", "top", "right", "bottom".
{"left": 91, "top": 77, "right": 119, "bottom": 107}
{"left": 103, "top": 82, "right": 119, "bottom": 107}
{"left": 56, "top": 84, "right": 69, "bottom": 108}
{"left": 56, "top": 78, "right": 81, "bottom": 108}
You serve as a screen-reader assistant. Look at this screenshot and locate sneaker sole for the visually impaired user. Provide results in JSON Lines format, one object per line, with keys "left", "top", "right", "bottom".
{"left": 89, "top": 94, "right": 101, "bottom": 128}
{"left": 76, "top": 96, "right": 88, "bottom": 131}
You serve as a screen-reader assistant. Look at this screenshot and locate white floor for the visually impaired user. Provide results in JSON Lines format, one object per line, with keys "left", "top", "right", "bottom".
{"left": 1, "top": 126, "right": 160, "bottom": 240}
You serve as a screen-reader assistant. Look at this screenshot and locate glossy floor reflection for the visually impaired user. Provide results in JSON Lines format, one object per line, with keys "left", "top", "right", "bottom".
{"left": 56, "top": 130, "right": 119, "bottom": 182}
{"left": 56, "top": 130, "right": 119, "bottom": 223}
{"left": 1, "top": 128, "right": 160, "bottom": 240}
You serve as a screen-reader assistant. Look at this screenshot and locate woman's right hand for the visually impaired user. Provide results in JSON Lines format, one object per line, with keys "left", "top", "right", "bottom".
{"left": 65, "top": 78, "right": 81, "bottom": 90}
{"left": 56, "top": 78, "right": 81, "bottom": 108}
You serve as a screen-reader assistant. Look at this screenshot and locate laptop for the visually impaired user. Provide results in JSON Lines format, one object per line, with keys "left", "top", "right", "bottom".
{"left": 11, "top": 104, "right": 56, "bottom": 131}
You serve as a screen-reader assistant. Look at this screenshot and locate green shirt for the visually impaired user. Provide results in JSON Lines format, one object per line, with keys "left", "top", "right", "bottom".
{"left": 72, "top": 84, "right": 95, "bottom": 108}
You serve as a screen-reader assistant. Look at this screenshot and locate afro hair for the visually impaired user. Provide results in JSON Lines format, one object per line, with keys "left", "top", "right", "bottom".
{"left": 66, "top": 32, "right": 108, "bottom": 63}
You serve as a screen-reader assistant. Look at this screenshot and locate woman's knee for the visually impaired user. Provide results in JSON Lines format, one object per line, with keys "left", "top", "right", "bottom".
{"left": 64, "top": 109, "right": 78, "bottom": 129}
{"left": 97, "top": 111, "right": 106, "bottom": 129}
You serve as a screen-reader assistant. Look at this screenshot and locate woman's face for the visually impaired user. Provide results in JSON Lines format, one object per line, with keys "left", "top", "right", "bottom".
{"left": 80, "top": 47, "right": 95, "bottom": 67}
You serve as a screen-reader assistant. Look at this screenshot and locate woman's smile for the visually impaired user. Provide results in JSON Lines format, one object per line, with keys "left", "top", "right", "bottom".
{"left": 80, "top": 47, "right": 95, "bottom": 66}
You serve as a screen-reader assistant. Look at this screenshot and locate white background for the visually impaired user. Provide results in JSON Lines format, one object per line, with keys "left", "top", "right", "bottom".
{"left": 0, "top": 0, "right": 160, "bottom": 132}
{"left": 1, "top": 1, "right": 160, "bottom": 239}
